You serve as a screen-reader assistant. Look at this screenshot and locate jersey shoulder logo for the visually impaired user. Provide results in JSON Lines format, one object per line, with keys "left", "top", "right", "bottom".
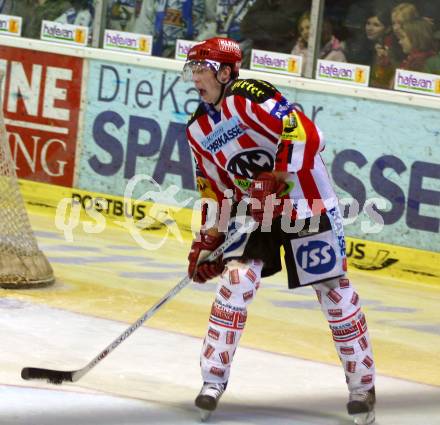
{"left": 227, "top": 79, "right": 277, "bottom": 103}
{"left": 281, "top": 110, "right": 306, "bottom": 142}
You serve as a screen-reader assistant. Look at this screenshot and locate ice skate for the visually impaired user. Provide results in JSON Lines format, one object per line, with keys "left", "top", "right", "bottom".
{"left": 195, "top": 382, "right": 227, "bottom": 421}
{"left": 347, "top": 386, "right": 376, "bottom": 425}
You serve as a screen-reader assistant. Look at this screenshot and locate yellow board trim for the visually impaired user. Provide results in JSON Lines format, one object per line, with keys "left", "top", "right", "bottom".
{"left": 20, "top": 179, "right": 440, "bottom": 285}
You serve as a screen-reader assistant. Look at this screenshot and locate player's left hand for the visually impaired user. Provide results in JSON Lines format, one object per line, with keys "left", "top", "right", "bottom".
{"left": 248, "top": 172, "right": 288, "bottom": 223}
{"left": 188, "top": 232, "right": 225, "bottom": 283}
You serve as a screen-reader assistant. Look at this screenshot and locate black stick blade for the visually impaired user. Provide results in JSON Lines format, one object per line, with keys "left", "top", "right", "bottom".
{"left": 21, "top": 367, "right": 74, "bottom": 384}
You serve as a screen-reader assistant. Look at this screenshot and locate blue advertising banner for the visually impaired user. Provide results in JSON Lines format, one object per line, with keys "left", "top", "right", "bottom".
{"left": 78, "top": 59, "right": 200, "bottom": 207}
{"left": 78, "top": 61, "right": 439, "bottom": 252}
{"left": 280, "top": 86, "right": 439, "bottom": 252}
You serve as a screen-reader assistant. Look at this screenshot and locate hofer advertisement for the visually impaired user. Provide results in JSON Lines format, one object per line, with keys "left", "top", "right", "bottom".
{"left": 0, "top": 45, "right": 83, "bottom": 187}
{"left": 77, "top": 61, "right": 439, "bottom": 252}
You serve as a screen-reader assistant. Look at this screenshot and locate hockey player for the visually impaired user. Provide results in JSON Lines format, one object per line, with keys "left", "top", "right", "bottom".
{"left": 183, "top": 37, "right": 376, "bottom": 425}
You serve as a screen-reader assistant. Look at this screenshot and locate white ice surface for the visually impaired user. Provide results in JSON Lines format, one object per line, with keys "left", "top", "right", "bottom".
{"left": 1, "top": 300, "right": 439, "bottom": 425}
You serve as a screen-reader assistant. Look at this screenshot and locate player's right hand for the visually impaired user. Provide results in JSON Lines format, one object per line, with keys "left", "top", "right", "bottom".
{"left": 248, "top": 172, "right": 288, "bottom": 223}
{"left": 188, "top": 232, "right": 225, "bottom": 283}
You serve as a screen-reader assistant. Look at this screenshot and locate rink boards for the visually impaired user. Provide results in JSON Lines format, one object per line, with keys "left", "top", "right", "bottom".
{"left": 20, "top": 179, "right": 440, "bottom": 286}
{"left": 5, "top": 179, "right": 437, "bottom": 389}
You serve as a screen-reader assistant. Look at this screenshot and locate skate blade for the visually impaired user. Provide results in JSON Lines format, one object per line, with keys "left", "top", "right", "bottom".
{"left": 199, "top": 408, "right": 212, "bottom": 422}
{"left": 352, "top": 410, "right": 375, "bottom": 425}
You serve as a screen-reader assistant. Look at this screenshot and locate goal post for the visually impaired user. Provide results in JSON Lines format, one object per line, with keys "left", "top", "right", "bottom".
{"left": 0, "top": 70, "right": 55, "bottom": 289}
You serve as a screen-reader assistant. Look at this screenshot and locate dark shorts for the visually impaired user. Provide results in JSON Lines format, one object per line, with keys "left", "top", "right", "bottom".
{"left": 222, "top": 208, "right": 346, "bottom": 289}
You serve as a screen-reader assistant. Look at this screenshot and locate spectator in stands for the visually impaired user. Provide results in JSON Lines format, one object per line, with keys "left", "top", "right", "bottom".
{"left": 391, "top": 2, "right": 419, "bottom": 40}
{"left": 216, "top": 0, "right": 256, "bottom": 67}
{"left": 213, "top": 0, "right": 255, "bottom": 41}
{"left": 358, "top": 2, "right": 419, "bottom": 88}
{"left": 389, "top": 2, "right": 420, "bottom": 62}
{"left": 319, "top": 17, "right": 347, "bottom": 62}
{"left": 290, "top": 13, "right": 346, "bottom": 74}
{"left": 240, "top": 0, "right": 310, "bottom": 54}
{"left": 398, "top": 17, "right": 437, "bottom": 72}
{"left": 55, "top": 0, "right": 94, "bottom": 28}
{"left": 23, "top": 0, "right": 94, "bottom": 39}
{"left": 365, "top": 10, "right": 391, "bottom": 54}
{"left": 134, "top": 0, "right": 213, "bottom": 58}
{"left": 195, "top": 0, "right": 256, "bottom": 67}
{"left": 107, "top": 0, "right": 142, "bottom": 32}
{"left": 363, "top": 9, "right": 396, "bottom": 88}
{"left": 291, "top": 10, "right": 310, "bottom": 66}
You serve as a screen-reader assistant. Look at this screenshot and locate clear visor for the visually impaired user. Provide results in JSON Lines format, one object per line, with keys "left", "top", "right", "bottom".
{"left": 182, "top": 59, "right": 221, "bottom": 82}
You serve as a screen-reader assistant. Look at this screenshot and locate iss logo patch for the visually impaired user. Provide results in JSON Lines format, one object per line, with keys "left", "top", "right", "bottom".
{"left": 296, "top": 240, "right": 337, "bottom": 275}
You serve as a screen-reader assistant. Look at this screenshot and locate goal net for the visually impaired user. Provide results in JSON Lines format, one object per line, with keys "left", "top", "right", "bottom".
{"left": 0, "top": 71, "right": 55, "bottom": 289}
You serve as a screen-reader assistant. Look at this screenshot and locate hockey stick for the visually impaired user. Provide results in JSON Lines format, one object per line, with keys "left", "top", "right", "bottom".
{"left": 21, "top": 218, "right": 255, "bottom": 384}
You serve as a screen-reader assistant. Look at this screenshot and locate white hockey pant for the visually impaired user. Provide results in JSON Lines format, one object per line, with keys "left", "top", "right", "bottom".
{"left": 200, "top": 261, "right": 375, "bottom": 393}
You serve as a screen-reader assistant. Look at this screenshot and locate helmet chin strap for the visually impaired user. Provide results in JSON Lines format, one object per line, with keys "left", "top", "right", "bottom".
{"left": 213, "top": 72, "right": 233, "bottom": 106}
{"left": 213, "top": 83, "right": 226, "bottom": 106}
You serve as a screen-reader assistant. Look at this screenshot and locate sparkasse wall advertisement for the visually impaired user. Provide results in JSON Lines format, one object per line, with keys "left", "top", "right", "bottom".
{"left": 77, "top": 60, "right": 439, "bottom": 253}
{"left": 277, "top": 86, "right": 440, "bottom": 253}
{"left": 0, "top": 45, "right": 83, "bottom": 187}
{"left": 77, "top": 59, "right": 200, "bottom": 207}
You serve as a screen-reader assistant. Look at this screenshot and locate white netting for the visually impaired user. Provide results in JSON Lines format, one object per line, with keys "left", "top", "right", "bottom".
{"left": 0, "top": 70, "right": 54, "bottom": 288}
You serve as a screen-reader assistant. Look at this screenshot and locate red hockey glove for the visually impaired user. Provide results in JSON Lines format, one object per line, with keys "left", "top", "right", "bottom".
{"left": 248, "top": 172, "right": 288, "bottom": 223}
{"left": 188, "top": 232, "right": 225, "bottom": 283}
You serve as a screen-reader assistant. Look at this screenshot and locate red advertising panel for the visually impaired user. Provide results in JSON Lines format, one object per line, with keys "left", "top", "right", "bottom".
{"left": 0, "top": 45, "right": 83, "bottom": 187}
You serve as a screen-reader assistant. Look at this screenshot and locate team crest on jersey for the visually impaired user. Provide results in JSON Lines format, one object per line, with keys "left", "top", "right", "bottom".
{"left": 227, "top": 148, "right": 274, "bottom": 179}
{"left": 200, "top": 116, "right": 246, "bottom": 153}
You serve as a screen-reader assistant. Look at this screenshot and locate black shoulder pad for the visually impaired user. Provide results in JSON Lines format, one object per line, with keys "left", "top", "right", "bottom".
{"left": 227, "top": 79, "right": 278, "bottom": 103}
{"left": 187, "top": 103, "right": 206, "bottom": 127}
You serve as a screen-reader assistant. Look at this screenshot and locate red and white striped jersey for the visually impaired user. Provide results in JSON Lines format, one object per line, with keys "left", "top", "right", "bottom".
{"left": 186, "top": 78, "right": 338, "bottom": 221}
